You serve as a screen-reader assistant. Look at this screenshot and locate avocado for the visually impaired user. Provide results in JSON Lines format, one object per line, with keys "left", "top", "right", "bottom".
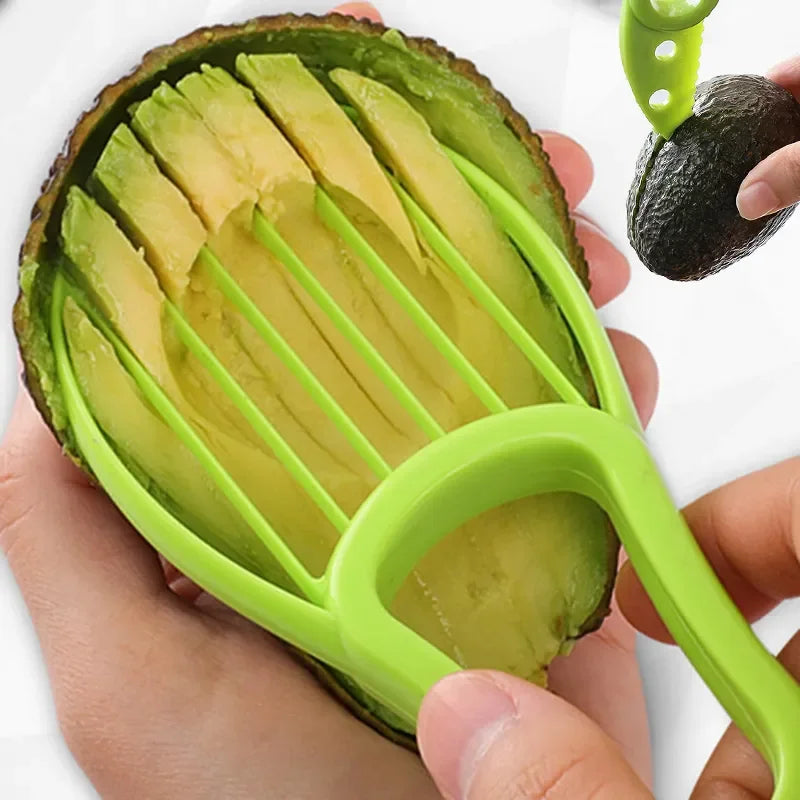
{"left": 61, "top": 296, "right": 278, "bottom": 579}
{"left": 14, "top": 14, "right": 615, "bottom": 749}
{"left": 236, "top": 53, "right": 424, "bottom": 271}
{"left": 628, "top": 74, "right": 800, "bottom": 280}
{"left": 88, "top": 124, "right": 205, "bottom": 301}
{"left": 131, "top": 82, "right": 257, "bottom": 232}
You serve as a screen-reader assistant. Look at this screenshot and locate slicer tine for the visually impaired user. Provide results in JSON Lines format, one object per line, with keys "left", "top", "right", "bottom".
{"left": 444, "top": 146, "right": 641, "bottom": 430}
{"left": 198, "top": 246, "right": 392, "bottom": 479}
{"left": 252, "top": 209, "right": 447, "bottom": 440}
{"left": 388, "top": 176, "right": 588, "bottom": 407}
{"left": 164, "top": 298, "right": 351, "bottom": 534}
{"left": 64, "top": 288, "right": 325, "bottom": 604}
{"left": 315, "top": 188, "right": 509, "bottom": 415}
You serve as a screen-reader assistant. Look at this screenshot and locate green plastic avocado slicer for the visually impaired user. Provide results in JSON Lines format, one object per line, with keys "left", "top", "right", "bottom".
{"left": 48, "top": 16, "right": 798, "bottom": 799}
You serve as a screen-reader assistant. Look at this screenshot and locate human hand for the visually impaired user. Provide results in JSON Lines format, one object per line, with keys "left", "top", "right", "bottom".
{"left": 418, "top": 459, "right": 800, "bottom": 799}
{"left": 738, "top": 57, "right": 800, "bottom": 219}
{"left": 0, "top": 3, "right": 657, "bottom": 797}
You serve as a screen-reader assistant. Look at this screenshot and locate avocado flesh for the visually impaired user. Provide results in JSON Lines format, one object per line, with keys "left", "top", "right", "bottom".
{"left": 61, "top": 296, "right": 274, "bottom": 578}
{"left": 51, "top": 56, "right": 613, "bottom": 735}
{"left": 329, "top": 68, "right": 587, "bottom": 404}
{"left": 60, "top": 187, "right": 339, "bottom": 580}
{"left": 628, "top": 75, "right": 800, "bottom": 280}
{"left": 171, "top": 59, "right": 609, "bottom": 679}
{"left": 88, "top": 124, "right": 205, "bottom": 301}
{"left": 131, "top": 83, "right": 257, "bottom": 233}
{"left": 236, "top": 53, "right": 423, "bottom": 272}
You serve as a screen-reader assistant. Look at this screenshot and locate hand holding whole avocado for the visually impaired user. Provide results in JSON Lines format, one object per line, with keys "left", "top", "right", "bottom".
{"left": 737, "top": 57, "right": 800, "bottom": 221}
{"left": 628, "top": 62, "right": 800, "bottom": 280}
{"left": 0, "top": 4, "right": 798, "bottom": 799}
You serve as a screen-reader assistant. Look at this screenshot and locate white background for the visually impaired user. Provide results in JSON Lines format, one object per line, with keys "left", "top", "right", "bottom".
{"left": 1, "top": 0, "right": 799, "bottom": 797}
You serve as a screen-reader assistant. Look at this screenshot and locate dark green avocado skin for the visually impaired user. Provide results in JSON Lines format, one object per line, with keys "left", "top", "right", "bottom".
{"left": 627, "top": 75, "right": 800, "bottom": 281}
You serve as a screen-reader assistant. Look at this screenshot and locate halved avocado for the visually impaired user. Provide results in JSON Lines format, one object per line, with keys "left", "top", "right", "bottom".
{"left": 13, "top": 14, "right": 616, "bottom": 749}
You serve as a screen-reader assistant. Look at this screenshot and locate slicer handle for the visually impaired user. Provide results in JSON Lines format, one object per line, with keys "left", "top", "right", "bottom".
{"left": 329, "top": 404, "right": 800, "bottom": 797}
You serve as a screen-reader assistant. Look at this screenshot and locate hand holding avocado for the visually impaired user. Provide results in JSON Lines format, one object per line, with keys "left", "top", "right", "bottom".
{"left": 628, "top": 66, "right": 800, "bottom": 280}
{"left": 737, "top": 57, "right": 800, "bottom": 221}
{"left": 418, "top": 458, "right": 800, "bottom": 799}
{"left": 0, "top": 5, "right": 661, "bottom": 794}
{"left": 0, "top": 130, "right": 654, "bottom": 800}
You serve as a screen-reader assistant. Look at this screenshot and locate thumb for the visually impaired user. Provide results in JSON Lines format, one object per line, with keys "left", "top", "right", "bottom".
{"left": 417, "top": 670, "right": 650, "bottom": 800}
{"left": 737, "top": 140, "right": 800, "bottom": 220}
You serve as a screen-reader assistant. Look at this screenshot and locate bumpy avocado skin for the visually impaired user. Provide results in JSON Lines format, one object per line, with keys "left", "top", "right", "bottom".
{"left": 628, "top": 75, "right": 800, "bottom": 281}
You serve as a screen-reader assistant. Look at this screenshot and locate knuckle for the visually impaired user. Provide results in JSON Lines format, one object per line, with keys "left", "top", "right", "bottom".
{"left": 484, "top": 752, "right": 615, "bottom": 800}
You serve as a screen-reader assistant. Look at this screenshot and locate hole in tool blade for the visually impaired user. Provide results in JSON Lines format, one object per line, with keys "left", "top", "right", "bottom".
{"left": 655, "top": 40, "right": 676, "bottom": 61}
{"left": 649, "top": 89, "right": 671, "bottom": 109}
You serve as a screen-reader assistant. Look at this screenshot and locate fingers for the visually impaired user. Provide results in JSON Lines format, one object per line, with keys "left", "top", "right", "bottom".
{"left": 607, "top": 329, "right": 659, "bottom": 427}
{"left": 736, "top": 56, "right": 800, "bottom": 221}
{"left": 540, "top": 132, "right": 594, "bottom": 209}
{"left": 737, "top": 142, "right": 800, "bottom": 220}
{"left": 617, "top": 458, "right": 800, "bottom": 643}
{"left": 691, "top": 630, "right": 800, "bottom": 800}
{"left": 418, "top": 670, "right": 651, "bottom": 800}
{"left": 0, "top": 387, "right": 178, "bottom": 648}
{"left": 330, "top": 3, "right": 383, "bottom": 23}
{"left": 546, "top": 608, "right": 653, "bottom": 788}
{"left": 575, "top": 214, "right": 631, "bottom": 307}
{"left": 766, "top": 56, "right": 800, "bottom": 101}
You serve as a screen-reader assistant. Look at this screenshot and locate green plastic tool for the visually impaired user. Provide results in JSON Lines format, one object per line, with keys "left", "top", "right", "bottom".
{"left": 620, "top": 0, "right": 719, "bottom": 137}
{"left": 619, "top": 2, "right": 799, "bottom": 795}
{"left": 49, "top": 50, "right": 798, "bottom": 799}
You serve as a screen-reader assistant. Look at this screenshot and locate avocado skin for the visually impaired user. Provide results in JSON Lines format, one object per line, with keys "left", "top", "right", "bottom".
{"left": 628, "top": 75, "right": 800, "bottom": 281}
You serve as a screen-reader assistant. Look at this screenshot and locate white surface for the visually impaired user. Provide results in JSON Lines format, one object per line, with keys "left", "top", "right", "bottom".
{"left": 1, "top": 1, "right": 799, "bottom": 797}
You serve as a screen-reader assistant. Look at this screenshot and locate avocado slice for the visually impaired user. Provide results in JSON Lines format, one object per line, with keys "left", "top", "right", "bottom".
{"left": 61, "top": 296, "right": 274, "bottom": 578}
{"left": 130, "top": 83, "right": 257, "bottom": 233}
{"left": 89, "top": 124, "right": 206, "bottom": 301}
{"left": 236, "top": 53, "right": 424, "bottom": 272}
{"left": 329, "top": 68, "right": 587, "bottom": 404}
{"left": 59, "top": 186, "right": 345, "bottom": 581}
{"left": 14, "top": 15, "right": 616, "bottom": 749}
{"left": 628, "top": 74, "right": 800, "bottom": 280}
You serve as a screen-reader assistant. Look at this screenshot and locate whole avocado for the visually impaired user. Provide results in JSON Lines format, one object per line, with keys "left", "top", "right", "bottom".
{"left": 627, "top": 74, "right": 800, "bottom": 281}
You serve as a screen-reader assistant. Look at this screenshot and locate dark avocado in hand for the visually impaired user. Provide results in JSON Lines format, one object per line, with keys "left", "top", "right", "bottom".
{"left": 627, "top": 75, "right": 800, "bottom": 281}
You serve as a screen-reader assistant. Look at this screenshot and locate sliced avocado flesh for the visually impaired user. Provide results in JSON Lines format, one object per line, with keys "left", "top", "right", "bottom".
{"left": 173, "top": 61, "right": 450, "bottom": 457}
{"left": 130, "top": 83, "right": 257, "bottom": 233}
{"left": 176, "top": 65, "right": 313, "bottom": 201}
{"left": 88, "top": 124, "right": 205, "bottom": 301}
{"left": 61, "top": 295, "right": 275, "bottom": 578}
{"left": 329, "top": 68, "right": 588, "bottom": 405}
{"left": 235, "top": 53, "right": 424, "bottom": 272}
{"left": 59, "top": 187, "right": 343, "bottom": 578}
{"left": 57, "top": 60, "right": 613, "bottom": 732}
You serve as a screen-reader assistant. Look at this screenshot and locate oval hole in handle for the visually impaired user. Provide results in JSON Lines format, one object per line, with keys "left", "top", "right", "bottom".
{"left": 630, "top": 0, "right": 718, "bottom": 30}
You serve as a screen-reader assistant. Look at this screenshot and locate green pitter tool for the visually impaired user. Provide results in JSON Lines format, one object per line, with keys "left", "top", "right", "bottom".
{"left": 621, "top": 0, "right": 719, "bottom": 137}
{"left": 46, "top": 15, "right": 798, "bottom": 798}
{"left": 619, "top": 1, "right": 800, "bottom": 795}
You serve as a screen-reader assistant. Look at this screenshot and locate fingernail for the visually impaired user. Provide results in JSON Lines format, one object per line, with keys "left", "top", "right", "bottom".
{"left": 737, "top": 180, "right": 780, "bottom": 219}
{"left": 419, "top": 673, "right": 517, "bottom": 800}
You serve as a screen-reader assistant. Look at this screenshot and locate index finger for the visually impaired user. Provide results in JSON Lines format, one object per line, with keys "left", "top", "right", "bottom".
{"left": 617, "top": 457, "right": 800, "bottom": 643}
{"left": 767, "top": 56, "right": 800, "bottom": 101}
